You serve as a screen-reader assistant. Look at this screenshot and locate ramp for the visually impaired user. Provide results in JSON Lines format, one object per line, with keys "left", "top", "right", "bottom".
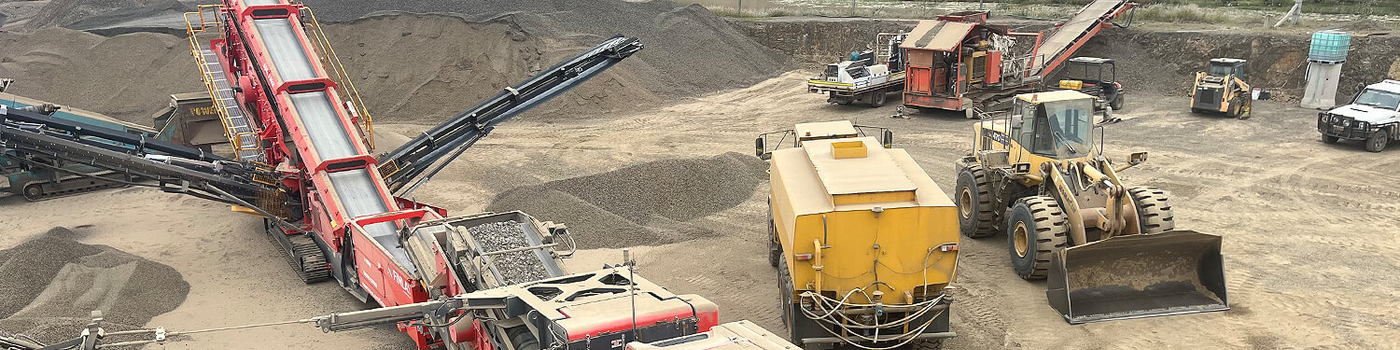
{"left": 1030, "top": 0, "right": 1131, "bottom": 77}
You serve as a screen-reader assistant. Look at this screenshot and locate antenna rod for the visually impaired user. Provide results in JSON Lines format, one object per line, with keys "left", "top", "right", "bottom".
{"left": 626, "top": 248, "right": 638, "bottom": 343}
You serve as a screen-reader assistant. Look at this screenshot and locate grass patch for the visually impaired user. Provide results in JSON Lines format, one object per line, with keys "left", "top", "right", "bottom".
{"left": 1135, "top": 4, "right": 1233, "bottom": 23}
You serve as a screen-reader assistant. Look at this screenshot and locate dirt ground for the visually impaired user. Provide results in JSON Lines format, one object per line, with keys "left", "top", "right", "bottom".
{"left": 6, "top": 68, "right": 1398, "bottom": 349}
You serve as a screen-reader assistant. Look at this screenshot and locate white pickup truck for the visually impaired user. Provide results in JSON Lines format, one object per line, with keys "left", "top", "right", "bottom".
{"left": 1317, "top": 79, "right": 1400, "bottom": 152}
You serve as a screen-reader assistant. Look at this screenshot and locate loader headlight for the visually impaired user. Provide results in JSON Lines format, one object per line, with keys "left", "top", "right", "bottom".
{"left": 1357, "top": 121, "right": 1369, "bottom": 129}
{"left": 1320, "top": 114, "right": 1330, "bottom": 123}
{"left": 1342, "top": 119, "right": 1351, "bottom": 127}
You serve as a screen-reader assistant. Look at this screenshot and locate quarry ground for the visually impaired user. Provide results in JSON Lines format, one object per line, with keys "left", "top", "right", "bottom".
{"left": 5, "top": 71, "right": 1400, "bottom": 349}
{"left": 4, "top": 1, "right": 1400, "bottom": 349}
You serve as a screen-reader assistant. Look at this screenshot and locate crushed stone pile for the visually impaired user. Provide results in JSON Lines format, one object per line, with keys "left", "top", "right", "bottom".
{"left": 13, "top": 0, "right": 194, "bottom": 33}
{"left": 304, "top": 0, "right": 789, "bottom": 123}
{"left": 0, "top": 228, "right": 189, "bottom": 345}
{"left": 487, "top": 152, "right": 768, "bottom": 249}
{"left": 1, "top": 0, "right": 787, "bottom": 126}
{"left": 466, "top": 220, "right": 550, "bottom": 286}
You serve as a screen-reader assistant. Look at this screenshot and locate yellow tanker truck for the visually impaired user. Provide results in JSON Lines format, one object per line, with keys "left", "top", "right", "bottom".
{"left": 755, "top": 121, "right": 958, "bottom": 350}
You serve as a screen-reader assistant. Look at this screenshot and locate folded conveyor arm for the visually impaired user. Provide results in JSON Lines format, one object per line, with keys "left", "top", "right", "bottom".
{"left": 1, "top": 106, "right": 274, "bottom": 205}
{"left": 376, "top": 36, "right": 643, "bottom": 196}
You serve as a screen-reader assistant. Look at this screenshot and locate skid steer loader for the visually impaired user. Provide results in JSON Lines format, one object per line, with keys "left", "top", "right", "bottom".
{"left": 954, "top": 90, "right": 1228, "bottom": 324}
{"left": 1190, "top": 58, "right": 1252, "bottom": 119}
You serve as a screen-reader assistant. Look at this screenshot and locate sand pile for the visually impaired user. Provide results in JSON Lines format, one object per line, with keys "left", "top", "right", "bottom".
{"left": 1, "top": 0, "right": 786, "bottom": 126}
{"left": 0, "top": 28, "right": 203, "bottom": 123}
{"left": 0, "top": 228, "right": 189, "bottom": 345}
{"left": 305, "top": 0, "right": 789, "bottom": 123}
{"left": 14, "top": 0, "right": 194, "bottom": 33}
{"left": 488, "top": 152, "right": 767, "bottom": 249}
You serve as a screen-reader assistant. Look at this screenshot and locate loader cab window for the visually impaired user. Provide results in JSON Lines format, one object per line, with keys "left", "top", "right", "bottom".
{"left": 1022, "top": 99, "right": 1093, "bottom": 158}
{"left": 1208, "top": 62, "right": 1245, "bottom": 79}
{"left": 1353, "top": 88, "right": 1400, "bottom": 110}
{"left": 1207, "top": 64, "right": 1232, "bottom": 77}
{"left": 825, "top": 64, "right": 840, "bottom": 79}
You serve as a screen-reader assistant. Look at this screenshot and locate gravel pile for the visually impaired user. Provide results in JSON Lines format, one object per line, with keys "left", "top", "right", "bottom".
{"left": 466, "top": 220, "right": 549, "bottom": 286}
{"left": 487, "top": 152, "right": 768, "bottom": 249}
{"left": 304, "top": 0, "right": 789, "bottom": 122}
{"left": 14, "top": 0, "right": 194, "bottom": 33}
{"left": 0, "top": 228, "right": 190, "bottom": 345}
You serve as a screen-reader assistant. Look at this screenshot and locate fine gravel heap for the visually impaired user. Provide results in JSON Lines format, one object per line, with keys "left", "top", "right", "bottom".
{"left": 0, "top": 228, "right": 189, "bottom": 345}
{"left": 487, "top": 152, "right": 768, "bottom": 249}
{"left": 304, "top": 0, "right": 789, "bottom": 123}
{"left": 466, "top": 220, "right": 549, "bottom": 286}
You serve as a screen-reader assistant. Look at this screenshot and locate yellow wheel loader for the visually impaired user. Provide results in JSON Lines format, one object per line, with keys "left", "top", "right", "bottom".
{"left": 1190, "top": 58, "right": 1252, "bottom": 119}
{"left": 954, "top": 90, "right": 1228, "bottom": 324}
{"left": 755, "top": 121, "right": 958, "bottom": 350}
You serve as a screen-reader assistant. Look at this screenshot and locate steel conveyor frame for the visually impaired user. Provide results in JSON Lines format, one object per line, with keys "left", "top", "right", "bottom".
{"left": 377, "top": 36, "right": 643, "bottom": 195}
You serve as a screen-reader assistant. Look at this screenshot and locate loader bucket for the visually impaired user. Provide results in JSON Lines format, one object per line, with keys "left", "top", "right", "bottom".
{"left": 1046, "top": 230, "right": 1228, "bottom": 324}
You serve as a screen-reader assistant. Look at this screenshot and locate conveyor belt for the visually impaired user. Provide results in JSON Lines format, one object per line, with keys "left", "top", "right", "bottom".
{"left": 1031, "top": 0, "right": 1128, "bottom": 76}
{"left": 246, "top": 9, "right": 411, "bottom": 272}
{"left": 254, "top": 19, "right": 319, "bottom": 81}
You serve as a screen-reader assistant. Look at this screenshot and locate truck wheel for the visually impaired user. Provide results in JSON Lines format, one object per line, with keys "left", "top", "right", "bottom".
{"left": 1366, "top": 130, "right": 1389, "bottom": 152}
{"left": 777, "top": 256, "right": 803, "bottom": 347}
{"left": 870, "top": 91, "right": 887, "bottom": 107}
{"left": 1322, "top": 134, "right": 1339, "bottom": 144}
{"left": 1128, "top": 187, "right": 1175, "bottom": 234}
{"left": 1109, "top": 93, "right": 1124, "bottom": 110}
{"left": 956, "top": 165, "right": 997, "bottom": 238}
{"left": 1006, "top": 197, "right": 1068, "bottom": 280}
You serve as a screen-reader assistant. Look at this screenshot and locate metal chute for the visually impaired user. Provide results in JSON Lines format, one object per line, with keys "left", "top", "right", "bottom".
{"left": 1047, "top": 230, "right": 1228, "bottom": 324}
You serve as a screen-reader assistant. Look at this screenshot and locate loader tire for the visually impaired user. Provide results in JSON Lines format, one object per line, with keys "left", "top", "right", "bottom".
{"left": 956, "top": 165, "right": 997, "bottom": 238}
{"left": 1128, "top": 187, "right": 1176, "bottom": 234}
{"left": 1007, "top": 197, "right": 1068, "bottom": 280}
{"left": 1366, "top": 130, "right": 1389, "bottom": 152}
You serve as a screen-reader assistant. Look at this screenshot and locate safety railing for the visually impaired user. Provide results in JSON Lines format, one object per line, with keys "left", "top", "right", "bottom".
{"left": 301, "top": 7, "right": 376, "bottom": 151}
{"left": 183, "top": 5, "right": 262, "bottom": 159}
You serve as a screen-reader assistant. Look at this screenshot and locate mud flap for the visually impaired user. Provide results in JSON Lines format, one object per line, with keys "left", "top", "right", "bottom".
{"left": 1047, "top": 230, "right": 1228, "bottom": 324}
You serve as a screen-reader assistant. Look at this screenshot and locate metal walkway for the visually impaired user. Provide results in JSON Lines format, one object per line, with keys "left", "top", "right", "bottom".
{"left": 1031, "top": 0, "right": 1129, "bottom": 76}
{"left": 198, "top": 46, "right": 263, "bottom": 161}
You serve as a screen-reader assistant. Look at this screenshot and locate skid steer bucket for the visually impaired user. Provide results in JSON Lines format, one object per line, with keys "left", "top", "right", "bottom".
{"left": 1047, "top": 230, "right": 1227, "bottom": 324}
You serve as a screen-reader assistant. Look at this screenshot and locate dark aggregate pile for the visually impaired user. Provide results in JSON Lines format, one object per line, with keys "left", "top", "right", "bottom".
{"left": 14, "top": 0, "right": 193, "bottom": 32}
{"left": 0, "top": 228, "right": 190, "bottom": 345}
{"left": 300, "top": 0, "right": 790, "bottom": 99}
{"left": 466, "top": 220, "right": 549, "bottom": 286}
{"left": 487, "top": 152, "right": 768, "bottom": 249}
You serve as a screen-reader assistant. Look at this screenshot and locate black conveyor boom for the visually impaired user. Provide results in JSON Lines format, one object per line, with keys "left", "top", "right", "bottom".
{"left": 377, "top": 36, "right": 643, "bottom": 195}
{"left": 1, "top": 107, "right": 269, "bottom": 204}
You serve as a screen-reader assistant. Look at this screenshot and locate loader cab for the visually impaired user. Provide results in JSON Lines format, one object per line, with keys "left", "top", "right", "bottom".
{"left": 1009, "top": 91, "right": 1096, "bottom": 160}
{"left": 1207, "top": 58, "right": 1247, "bottom": 80}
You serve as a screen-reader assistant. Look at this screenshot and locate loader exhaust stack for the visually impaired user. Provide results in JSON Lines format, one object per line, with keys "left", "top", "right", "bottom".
{"left": 1047, "top": 230, "right": 1229, "bottom": 324}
